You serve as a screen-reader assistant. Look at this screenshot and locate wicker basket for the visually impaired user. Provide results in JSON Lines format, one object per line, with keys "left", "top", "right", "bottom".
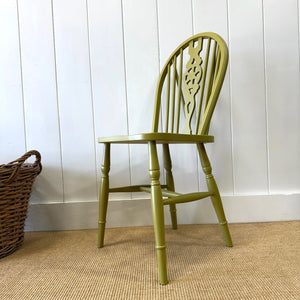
{"left": 0, "top": 150, "right": 42, "bottom": 259}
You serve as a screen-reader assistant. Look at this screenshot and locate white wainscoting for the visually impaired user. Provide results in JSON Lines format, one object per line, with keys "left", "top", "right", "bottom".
{"left": 25, "top": 194, "right": 300, "bottom": 231}
{"left": 1, "top": 0, "right": 299, "bottom": 231}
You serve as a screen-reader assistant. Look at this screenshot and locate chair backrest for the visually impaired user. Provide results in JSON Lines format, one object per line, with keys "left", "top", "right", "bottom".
{"left": 152, "top": 32, "right": 228, "bottom": 135}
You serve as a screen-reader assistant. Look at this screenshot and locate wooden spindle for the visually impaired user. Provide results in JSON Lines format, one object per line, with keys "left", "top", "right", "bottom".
{"left": 214, "top": 48, "right": 221, "bottom": 81}
{"left": 165, "top": 64, "right": 171, "bottom": 132}
{"left": 170, "top": 56, "right": 176, "bottom": 133}
{"left": 196, "top": 38, "right": 211, "bottom": 134}
{"left": 203, "top": 41, "right": 217, "bottom": 111}
{"left": 175, "top": 49, "right": 183, "bottom": 133}
{"left": 175, "top": 71, "right": 185, "bottom": 110}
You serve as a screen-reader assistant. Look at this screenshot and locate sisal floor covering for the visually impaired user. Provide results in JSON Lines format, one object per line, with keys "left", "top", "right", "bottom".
{"left": 0, "top": 221, "right": 299, "bottom": 299}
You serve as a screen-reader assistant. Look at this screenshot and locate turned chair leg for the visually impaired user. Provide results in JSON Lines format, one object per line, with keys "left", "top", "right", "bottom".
{"left": 197, "top": 143, "right": 233, "bottom": 247}
{"left": 98, "top": 143, "right": 111, "bottom": 248}
{"left": 148, "top": 141, "right": 168, "bottom": 285}
{"left": 163, "top": 144, "right": 177, "bottom": 230}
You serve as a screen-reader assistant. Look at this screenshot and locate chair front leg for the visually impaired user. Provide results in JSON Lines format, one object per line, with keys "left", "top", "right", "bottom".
{"left": 148, "top": 141, "right": 168, "bottom": 285}
{"left": 163, "top": 144, "right": 177, "bottom": 229}
{"left": 98, "top": 143, "right": 111, "bottom": 248}
{"left": 197, "top": 143, "right": 233, "bottom": 247}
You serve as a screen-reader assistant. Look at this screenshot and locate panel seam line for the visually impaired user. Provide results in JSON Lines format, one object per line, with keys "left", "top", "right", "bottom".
{"left": 261, "top": 0, "right": 271, "bottom": 194}
{"left": 226, "top": 0, "right": 236, "bottom": 195}
{"left": 51, "top": 0, "right": 65, "bottom": 203}
{"left": 85, "top": 0, "right": 98, "bottom": 199}
{"left": 120, "top": 0, "right": 133, "bottom": 193}
{"left": 16, "top": 0, "right": 28, "bottom": 153}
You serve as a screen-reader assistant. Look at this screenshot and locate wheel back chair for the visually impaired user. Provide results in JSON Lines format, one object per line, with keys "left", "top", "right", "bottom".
{"left": 97, "top": 32, "right": 233, "bottom": 285}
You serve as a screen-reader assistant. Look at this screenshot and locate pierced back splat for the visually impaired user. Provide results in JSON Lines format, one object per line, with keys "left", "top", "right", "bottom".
{"left": 152, "top": 32, "right": 228, "bottom": 136}
{"left": 183, "top": 39, "right": 203, "bottom": 134}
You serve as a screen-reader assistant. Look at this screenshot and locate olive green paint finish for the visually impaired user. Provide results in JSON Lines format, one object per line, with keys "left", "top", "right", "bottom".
{"left": 97, "top": 132, "right": 214, "bottom": 144}
{"left": 148, "top": 141, "right": 168, "bottom": 284}
{"left": 197, "top": 143, "right": 233, "bottom": 247}
{"left": 97, "top": 143, "right": 110, "bottom": 248}
{"left": 163, "top": 144, "right": 177, "bottom": 230}
{"left": 151, "top": 32, "right": 228, "bottom": 135}
{"left": 97, "top": 32, "right": 232, "bottom": 285}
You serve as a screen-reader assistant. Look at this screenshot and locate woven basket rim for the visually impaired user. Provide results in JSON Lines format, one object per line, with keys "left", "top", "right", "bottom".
{"left": 0, "top": 151, "right": 42, "bottom": 185}
{"left": 0, "top": 151, "right": 42, "bottom": 259}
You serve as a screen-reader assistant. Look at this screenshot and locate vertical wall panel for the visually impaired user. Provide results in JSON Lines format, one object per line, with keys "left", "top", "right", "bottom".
{"left": 52, "top": 0, "right": 97, "bottom": 202}
{"left": 122, "top": 0, "right": 160, "bottom": 196}
{"left": 264, "top": 0, "right": 300, "bottom": 193}
{"left": 228, "top": 0, "right": 268, "bottom": 194}
{"left": 158, "top": 0, "right": 193, "bottom": 63}
{"left": 193, "top": 0, "right": 234, "bottom": 195}
{"left": 88, "top": 0, "right": 131, "bottom": 200}
{"left": 157, "top": 0, "right": 200, "bottom": 194}
{"left": 0, "top": 0, "right": 26, "bottom": 162}
{"left": 18, "top": 0, "right": 63, "bottom": 204}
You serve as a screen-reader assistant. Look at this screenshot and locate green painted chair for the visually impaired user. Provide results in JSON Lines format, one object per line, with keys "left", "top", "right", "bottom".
{"left": 97, "top": 32, "right": 233, "bottom": 285}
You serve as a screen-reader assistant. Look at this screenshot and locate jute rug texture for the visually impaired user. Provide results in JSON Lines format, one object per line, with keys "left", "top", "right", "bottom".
{"left": 0, "top": 221, "right": 299, "bottom": 299}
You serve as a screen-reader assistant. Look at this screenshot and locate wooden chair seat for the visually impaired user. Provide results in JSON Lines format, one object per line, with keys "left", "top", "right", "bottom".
{"left": 98, "top": 132, "right": 214, "bottom": 144}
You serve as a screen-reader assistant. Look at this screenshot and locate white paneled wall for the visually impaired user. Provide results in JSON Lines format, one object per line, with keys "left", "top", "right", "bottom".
{"left": 0, "top": 0, "right": 26, "bottom": 161}
{"left": 53, "top": 0, "right": 98, "bottom": 203}
{"left": 228, "top": 0, "right": 269, "bottom": 195}
{"left": 264, "top": 0, "right": 300, "bottom": 193}
{"left": 88, "top": 0, "right": 131, "bottom": 201}
{"left": 18, "top": 0, "right": 64, "bottom": 204}
{"left": 1, "top": 0, "right": 299, "bottom": 230}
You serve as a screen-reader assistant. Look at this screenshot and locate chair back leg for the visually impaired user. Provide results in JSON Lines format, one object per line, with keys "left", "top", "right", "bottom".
{"left": 98, "top": 143, "right": 111, "bottom": 248}
{"left": 163, "top": 144, "right": 178, "bottom": 229}
{"left": 148, "top": 141, "right": 168, "bottom": 285}
{"left": 197, "top": 143, "right": 233, "bottom": 247}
